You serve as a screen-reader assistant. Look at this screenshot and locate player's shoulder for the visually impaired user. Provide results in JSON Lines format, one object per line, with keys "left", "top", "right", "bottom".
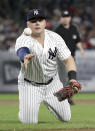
{"left": 16, "top": 33, "right": 31, "bottom": 43}
{"left": 45, "top": 29, "right": 62, "bottom": 40}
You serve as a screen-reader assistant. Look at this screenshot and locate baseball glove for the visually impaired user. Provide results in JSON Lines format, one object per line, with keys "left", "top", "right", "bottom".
{"left": 54, "top": 81, "right": 82, "bottom": 102}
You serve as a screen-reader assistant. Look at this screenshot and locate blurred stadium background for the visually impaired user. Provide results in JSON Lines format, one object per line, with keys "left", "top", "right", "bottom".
{"left": 0, "top": 0, "right": 95, "bottom": 93}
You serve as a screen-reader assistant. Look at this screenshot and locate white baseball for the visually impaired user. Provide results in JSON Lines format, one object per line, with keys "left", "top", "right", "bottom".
{"left": 24, "top": 28, "right": 32, "bottom": 36}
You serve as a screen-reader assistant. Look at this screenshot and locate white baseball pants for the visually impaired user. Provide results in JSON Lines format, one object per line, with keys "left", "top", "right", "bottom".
{"left": 18, "top": 74, "right": 71, "bottom": 123}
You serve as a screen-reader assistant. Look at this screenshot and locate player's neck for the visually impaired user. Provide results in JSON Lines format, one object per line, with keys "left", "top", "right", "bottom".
{"left": 32, "top": 31, "right": 45, "bottom": 47}
{"left": 32, "top": 31, "right": 44, "bottom": 38}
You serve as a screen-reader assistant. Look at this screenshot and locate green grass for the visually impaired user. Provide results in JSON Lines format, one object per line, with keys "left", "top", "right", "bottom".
{"left": 73, "top": 93, "right": 95, "bottom": 100}
{"left": 0, "top": 93, "right": 18, "bottom": 100}
{"left": 0, "top": 93, "right": 95, "bottom": 131}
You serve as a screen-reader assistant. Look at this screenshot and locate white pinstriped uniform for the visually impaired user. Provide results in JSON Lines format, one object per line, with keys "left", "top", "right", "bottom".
{"left": 15, "top": 29, "right": 71, "bottom": 123}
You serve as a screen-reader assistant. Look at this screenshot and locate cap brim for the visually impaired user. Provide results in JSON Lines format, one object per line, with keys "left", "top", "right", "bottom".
{"left": 27, "top": 16, "right": 46, "bottom": 21}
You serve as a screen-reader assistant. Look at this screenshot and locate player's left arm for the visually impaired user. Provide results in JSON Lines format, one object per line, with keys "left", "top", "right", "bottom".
{"left": 55, "top": 33, "right": 76, "bottom": 76}
{"left": 54, "top": 56, "right": 82, "bottom": 101}
{"left": 63, "top": 55, "right": 78, "bottom": 82}
{"left": 64, "top": 55, "right": 76, "bottom": 79}
{"left": 54, "top": 34, "right": 82, "bottom": 101}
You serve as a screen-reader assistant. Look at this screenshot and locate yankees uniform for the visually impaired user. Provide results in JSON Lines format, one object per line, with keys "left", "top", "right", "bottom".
{"left": 15, "top": 11, "right": 71, "bottom": 124}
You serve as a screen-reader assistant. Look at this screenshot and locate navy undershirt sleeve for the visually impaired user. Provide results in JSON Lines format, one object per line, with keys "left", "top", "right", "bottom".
{"left": 17, "top": 47, "right": 30, "bottom": 62}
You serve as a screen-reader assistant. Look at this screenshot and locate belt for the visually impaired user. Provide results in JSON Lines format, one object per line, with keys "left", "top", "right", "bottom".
{"left": 24, "top": 78, "right": 53, "bottom": 85}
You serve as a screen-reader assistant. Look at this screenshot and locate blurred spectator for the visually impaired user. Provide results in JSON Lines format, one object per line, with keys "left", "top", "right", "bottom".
{"left": 0, "top": 0, "right": 95, "bottom": 50}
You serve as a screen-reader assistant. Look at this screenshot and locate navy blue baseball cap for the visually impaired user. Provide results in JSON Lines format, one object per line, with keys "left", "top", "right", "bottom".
{"left": 62, "top": 10, "right": 72, "bottom": 17}
{"left": 27, "top": 9, "right": 46, "bottom": 21}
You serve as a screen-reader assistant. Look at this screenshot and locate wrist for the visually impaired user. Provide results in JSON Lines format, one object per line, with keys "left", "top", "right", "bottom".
{"left": 68, "top": 70, "right": 77, "bottom": 80}
{"left": 69, "top": 79, "right": 77, "bottom": 82}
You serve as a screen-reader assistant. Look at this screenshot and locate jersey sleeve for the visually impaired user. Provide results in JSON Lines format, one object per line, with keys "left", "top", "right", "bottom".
{"left": 56, "top": 34, "right": 71, "bottom": 61}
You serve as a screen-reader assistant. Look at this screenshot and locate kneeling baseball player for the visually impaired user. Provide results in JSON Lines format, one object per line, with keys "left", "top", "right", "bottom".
{"left": 15, "top": 9, "right": 82, "bottom": 124}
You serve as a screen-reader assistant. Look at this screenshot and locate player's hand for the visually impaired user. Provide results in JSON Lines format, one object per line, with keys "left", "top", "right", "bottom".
{"left": 54, "top": 80, "right": 82, "bottom": 102}
{"left": 24, "top": 54, "right": 35, "bottom": 70}
{"left": 24, "top": 54, "right": 35, "bottom": 60}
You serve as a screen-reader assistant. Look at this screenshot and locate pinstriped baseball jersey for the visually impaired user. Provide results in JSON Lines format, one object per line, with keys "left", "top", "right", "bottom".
{"left": 15, "top": 29, "right": 71, "bottom": 83}
{"left": 16, "top": 28, "right": 71, "bottom": 124}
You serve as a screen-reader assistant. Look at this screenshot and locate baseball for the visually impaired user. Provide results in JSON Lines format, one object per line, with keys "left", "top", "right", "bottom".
{"left": 24, "top": 28, "right": 32, "bottom": 36}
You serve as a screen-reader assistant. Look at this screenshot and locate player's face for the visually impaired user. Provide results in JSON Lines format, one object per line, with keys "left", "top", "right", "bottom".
{"left": 60, "top": 16, "right": 71, "bottom": 26}
{"left": 27, "top": 18, "right": 46, "bottom": 35}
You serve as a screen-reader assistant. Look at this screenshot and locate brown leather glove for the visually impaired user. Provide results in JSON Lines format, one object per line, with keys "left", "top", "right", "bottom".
{"left": 54, "top": 81, "right": 82, "bottom": 102}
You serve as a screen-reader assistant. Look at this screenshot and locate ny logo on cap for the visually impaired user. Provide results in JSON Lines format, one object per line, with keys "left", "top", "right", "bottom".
{"left": 34, "top": 10, "right": 39, "bottom": 15}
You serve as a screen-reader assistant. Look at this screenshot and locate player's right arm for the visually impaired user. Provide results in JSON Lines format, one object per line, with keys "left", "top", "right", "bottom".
{"left": 24, "top": 54, "right": 35, "bottom": 69}
{"left": 15, "top": 36, "right": 35, "bottom": 69}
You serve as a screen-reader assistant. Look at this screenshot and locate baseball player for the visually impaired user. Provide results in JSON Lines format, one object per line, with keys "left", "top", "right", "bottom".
{"left": 15, "top": 9, "right": 81, "bottom": 124}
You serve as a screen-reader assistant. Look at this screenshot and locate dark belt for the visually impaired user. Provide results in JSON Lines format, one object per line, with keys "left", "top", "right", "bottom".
{"left": 24, "top": 78, "right": 53, "bottom": 85}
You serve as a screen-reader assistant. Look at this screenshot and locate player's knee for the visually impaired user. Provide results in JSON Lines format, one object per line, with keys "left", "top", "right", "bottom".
{"left": 18, "top": 112, "right": 38, "bottom": 124}
{"left": 56, "top": 112, "right": 71, "bottom": 122}
{"left": 57, "top": 111, "right": 71, "bottom": 122}
{"left": 61, "top": 113, "right": 71, "bottom": 122}
{"left": 63, "top": 116, "right": 71, "bottom": 122}
{"left": 19, "top": 116, "right": 38, "bottom": 124}
{"left": 19, "top": 119, "right": 38, "bottom": 124}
